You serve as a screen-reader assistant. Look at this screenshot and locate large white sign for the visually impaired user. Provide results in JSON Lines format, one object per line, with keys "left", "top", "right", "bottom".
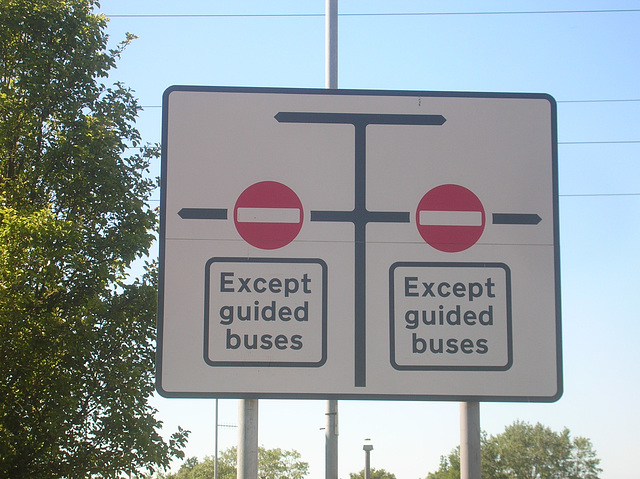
{"left": 158, "top": 86, "right": 562, "bottom": 401}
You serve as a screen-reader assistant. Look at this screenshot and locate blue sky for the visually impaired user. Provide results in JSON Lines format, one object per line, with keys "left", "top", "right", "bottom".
{"left": 97, "top": 1, "right": 639, "bottom": 477}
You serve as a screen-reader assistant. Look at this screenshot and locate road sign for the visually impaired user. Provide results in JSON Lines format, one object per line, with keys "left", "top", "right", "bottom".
{"left": 158, "top": 86, "right": 561, "bottom": 401}
{"left": 416, "top": 184, "right": 486, "bottom": 252}
{"left": 233, "top": 181, "right": 304, "bottom": 249}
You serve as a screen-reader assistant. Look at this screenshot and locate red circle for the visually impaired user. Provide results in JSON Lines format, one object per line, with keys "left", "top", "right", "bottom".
{"left": 234, "top": 181, "right": 303, "bottom": 250}
{"left": 416, "top": 184, "right": 485, "bottom": 252}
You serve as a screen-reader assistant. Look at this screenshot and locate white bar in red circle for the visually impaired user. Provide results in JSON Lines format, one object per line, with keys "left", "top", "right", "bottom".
{"left": 419, "top": 210, "right": 483, "bottom": 227}
{"left": 236, "top": 207, "right": 301, "bottom": 223}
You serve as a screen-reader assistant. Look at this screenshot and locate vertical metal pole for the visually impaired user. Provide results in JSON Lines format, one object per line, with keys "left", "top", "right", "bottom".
{"left": 364, "top": 450, "right": 371, "bottom": 479}
{"left": 363, "top": 441, "right": 373, "bottom": 479}
{"left": 238, "top": 399, "right": 259, "bottom": 479}
{"left": 325, "top": 2, "right": 339, "bottom": 478}
{"left": 325, "top": 400, "right": 339, "bottom": 479}
{"left": 326, "top": 0, "right": 338, "bottom": 89}
{"left": 460, "top": 402, "right": 481, "bottom": 479}
{"left": 214, "top": 399, "right": 219, "bottom": 479}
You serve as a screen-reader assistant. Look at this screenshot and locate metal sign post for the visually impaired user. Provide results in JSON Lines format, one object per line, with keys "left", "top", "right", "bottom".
{"left": 238, "top": 399, "right": 259, "bottom": 479}
{"left": 325, "top": 2, "right": 339, "bottom": 478}
{"left": 460, "top": 402, "right": 481, "bottom": 479}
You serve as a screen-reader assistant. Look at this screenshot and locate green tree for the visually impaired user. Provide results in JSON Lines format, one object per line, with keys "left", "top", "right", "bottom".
{"left": 0, "top": 0, "right": 187, "bottom": 477}
{"left": 349, "top": 467, "right": 397, "bottom": 479}
{"left": 257, "top": 446, "right": 309, "bottom": 479}
{"left": 162, "top": 453, "right": 234, "bottom": 479}
{"left": 426, "top": 421, "right": 602, "bottom": 479}
{"left": 425, "top": 448, "right": 460, "bottom": 479}
{"left": 164, "top": 447, "right": 309, "bottom": 479}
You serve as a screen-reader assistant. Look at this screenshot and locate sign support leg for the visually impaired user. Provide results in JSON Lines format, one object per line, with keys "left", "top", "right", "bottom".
{"left": 460, "top": 402, "right": 481, "bottom": 479}
{"left": 238, "top": 399, "right": 259, "bottom": 479}
{"left": 325, "top": 400, "right": 339, "bottom": 479}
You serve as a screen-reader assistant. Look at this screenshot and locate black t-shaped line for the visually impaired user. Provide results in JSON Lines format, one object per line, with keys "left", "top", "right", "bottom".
{"left": 276, "top": 111, "right": 446, "bottom": 387}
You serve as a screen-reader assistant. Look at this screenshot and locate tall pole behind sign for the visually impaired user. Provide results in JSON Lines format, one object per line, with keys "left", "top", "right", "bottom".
{"left": 325, "top": 2, "right": 339, "bottom": 479}
{"left": 326, "top": 0, "right": 338, "bottom": 90}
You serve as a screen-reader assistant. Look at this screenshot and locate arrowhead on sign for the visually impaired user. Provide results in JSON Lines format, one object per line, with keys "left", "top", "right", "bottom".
{"left": 492, "top": 213, "right": 542, "bottom": 225}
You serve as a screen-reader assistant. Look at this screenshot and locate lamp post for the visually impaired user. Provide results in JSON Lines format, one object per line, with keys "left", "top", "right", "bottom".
{"left": 363, "top": 439, "right": 373, "bottom": 479}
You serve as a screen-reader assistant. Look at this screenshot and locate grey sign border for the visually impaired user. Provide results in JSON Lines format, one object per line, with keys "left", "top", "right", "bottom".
{"left": 157, "top": 86, "right": 562, "bottom": 402}
{"left": 389, "top": 261, "right": 513, "bottom": 372}
{"left": 203, "top": 257, "right": 328, "bottom": 368}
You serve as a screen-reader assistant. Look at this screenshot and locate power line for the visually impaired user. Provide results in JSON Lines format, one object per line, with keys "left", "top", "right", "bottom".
{"left": 557, "top": 99, "right": 640, "bottom": 103}
{"left": 560, "top": 193, "right": 640, "bottom": 197}
{"left": 543, "top": 193, "right": 638, "bottom": 198}
{"left": 146, "top": 193, "right": 640, "bottom": 202}
{"left": 105, "top": 13, "right": 319, "bottom": 18}
{"left": 104, "top": 9, "right": 640, "bottom": 19}
{"left": 559, "top": 140, "right": 640, "bottom": 145}
{"left": 344, "top": 9, "right": 640, "bottom": 17}
{"left": 141, "top": 99, "right": 640, "bottom": 109}
{"left": 126, "top": 138, "right": 640, "bottom": 147}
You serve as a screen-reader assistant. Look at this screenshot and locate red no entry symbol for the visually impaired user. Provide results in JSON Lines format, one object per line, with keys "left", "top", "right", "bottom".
{"left": 234, "top": 181, "right": 304, "bottom": 249}
{"left": 416, "top": 184, "right": 485, "bottom": 252}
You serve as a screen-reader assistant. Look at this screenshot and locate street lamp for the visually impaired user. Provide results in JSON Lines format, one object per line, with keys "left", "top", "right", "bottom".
{"left": 363, "top": 438, "right": 373, "bottom": 479}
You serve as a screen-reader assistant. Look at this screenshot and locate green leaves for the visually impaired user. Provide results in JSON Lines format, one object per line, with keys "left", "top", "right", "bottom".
{"left": 426, "top": 421, "right": 603, "bottom": 479}
{"left": 0, "top": 0, "right": 183, "bottom": 477}
{"left": 349, "top": 468, "right": 398, "bottom": 479}
{"left": 165, "top": 447, "right": 310, "bottom": 479}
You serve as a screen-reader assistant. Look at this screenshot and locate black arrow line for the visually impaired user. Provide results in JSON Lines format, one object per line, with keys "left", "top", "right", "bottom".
{"left": 493, "top": 213, "right": 542, "bottom": 225}
{"left": 311, "top": 210, "right": 410, "bottom": 223}
{"left": 275, "top": 111, "right": 446, "bottom": 126}
{"left": 178, "top": 208, "right": 228, "bottom": 220}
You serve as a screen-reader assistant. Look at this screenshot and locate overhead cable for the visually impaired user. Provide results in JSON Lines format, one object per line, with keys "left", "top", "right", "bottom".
{"left": 104, "top": 9, "right": 640, "bottom": 19}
